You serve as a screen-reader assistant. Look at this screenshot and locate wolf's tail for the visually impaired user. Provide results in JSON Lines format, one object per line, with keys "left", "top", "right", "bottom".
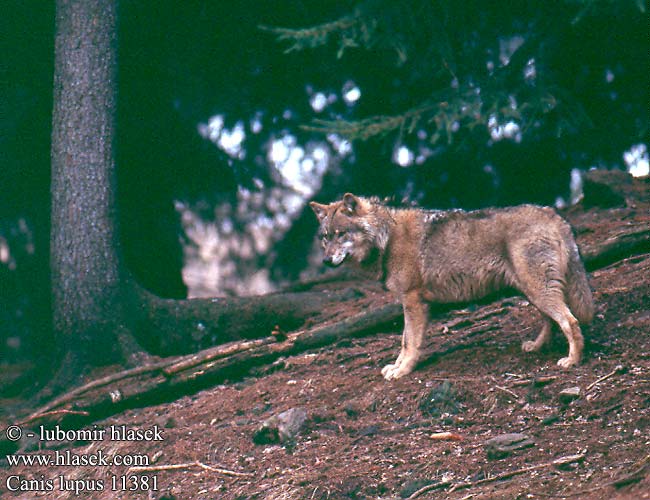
{"left": 565, "top": 242, "right": 595, "bottom": 324}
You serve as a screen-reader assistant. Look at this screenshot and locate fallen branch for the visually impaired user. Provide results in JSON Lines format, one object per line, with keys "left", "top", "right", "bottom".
{"left": 18, "top": 409, "right": 90, "bottom": 425}
{"left": 568, "top": 208, "right": 650, "bottom": 271}
{"left": 19, "top": 303, "right": 402, "bottom": 429}
{"left": 407, "top": 453, "right": 586, "bottom": 499}
{"left": 140, "top": 286, "right": 363, "bottom": 355}
{"left": 168, "top": 302, "right": 403, "bottom": 386}
{"left": 128, "top": 460, "right": 253, "bottom": 478}
{"left": 25, "top": 359, "right": 176, "bottom": 422}
{"left": 163, "top": 337, "right": 276, "bottom": 376}
{"left": 582, "top": 227, "right": 650, "bottom": 270}
{"left": 27, "top": 337, "right": 291, "bottom": 422}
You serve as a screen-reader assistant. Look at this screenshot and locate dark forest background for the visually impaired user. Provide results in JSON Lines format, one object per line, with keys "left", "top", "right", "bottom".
{"left": 2, "top": 1, "right": 648, "bottom": 366}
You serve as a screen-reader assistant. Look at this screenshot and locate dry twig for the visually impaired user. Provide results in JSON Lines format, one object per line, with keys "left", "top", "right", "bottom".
{"left": 128, "top": 460, "right": 253, "bottom": 478}
{"left": 429, "top": 431, "right": 464, "bottom": 441}
{"left": 586, "top": 364, "right": 625, "bottom": 392}
{"left": 494, "top": 385, "right": 522, "bottom": 401}
{"left": 407, "top": 453, "right": 586, "bottom": 499}
{"left": 510, "top": 375, "right": 558, "bottom": 387}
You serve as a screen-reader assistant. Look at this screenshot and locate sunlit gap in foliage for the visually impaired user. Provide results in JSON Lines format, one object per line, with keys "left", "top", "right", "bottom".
{"left": 177, "top": 82, "right": 359, "bottom": 298}
{"left": 0, "top": 218, "right": 34, "bottom": 272}
{"left": 393, "top": 145, "right": 414, "bottom": 167}
{"left": 0, "top": 218, "right": 35, "bottom": 356}
{"left": 624, "top": 143, "right": 649, "bottom": 178}
{"left": 553, "top": 168, "right": 586, "bottom": 209}
{"left": 307, "top": 80, "right": 361, "bottom": 113}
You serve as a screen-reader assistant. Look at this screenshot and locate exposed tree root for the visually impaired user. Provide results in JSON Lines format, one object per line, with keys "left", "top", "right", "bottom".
{"left": 16, "top": 303, "right": 402, "bottom": 430}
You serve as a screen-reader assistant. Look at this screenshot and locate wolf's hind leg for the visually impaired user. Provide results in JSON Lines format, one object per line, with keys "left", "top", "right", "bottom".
{"left": 382, "top": 291, "right": 428, "bottom": 380}
{"left": 529, "top": 296, "right": 583, "bottom": 368}
{"left": 522, "top": 316, "right": 552, "bottom": 353}
{"left": 549, "top": 306, "right": 583, "bottom": 368}
{"left": 510, "top": 244, "right": 583, "bottom": 369}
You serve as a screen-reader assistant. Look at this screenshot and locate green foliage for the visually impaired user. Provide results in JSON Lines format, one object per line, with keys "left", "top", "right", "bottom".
{"left": 264, "top": 0, "right": 646, "bottom": 147}
{"left": 260, "top": 14, "right": 363, "bottom": 57}
{"left": 260, "top": 2, "right": 411, "bottom": 65}
{"left": 303, "top": 82, "right": 590, "bottom": 146}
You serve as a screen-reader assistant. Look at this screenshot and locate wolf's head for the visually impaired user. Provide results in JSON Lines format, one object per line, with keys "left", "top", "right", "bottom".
{"left": 310, "top": 193, "right": 391, "bottom": 267}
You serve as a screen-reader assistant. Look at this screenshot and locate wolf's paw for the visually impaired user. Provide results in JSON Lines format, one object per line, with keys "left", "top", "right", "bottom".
{"left": 522, "top": 340, "right": 540, "bottom": 352}
{"left": 381, "top": 363, "right": 412, "bottom": 380}
{"left": 557, "top": 356, "right": 578, "bottom": 369}
{"left": 381, "top": 363, "right": 398, "bottom": 379}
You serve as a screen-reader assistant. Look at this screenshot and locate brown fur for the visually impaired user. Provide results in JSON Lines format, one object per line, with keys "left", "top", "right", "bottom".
{"left": 310, "top": 193, "right": 595, "bottom": 380}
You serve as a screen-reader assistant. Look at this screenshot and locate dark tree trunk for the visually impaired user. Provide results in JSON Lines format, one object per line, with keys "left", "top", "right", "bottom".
{"left": 50, "top": 0, "right": 132, "bottom": 374}
{"left": 45, "top": 0, "right": 368, "bottom": 397}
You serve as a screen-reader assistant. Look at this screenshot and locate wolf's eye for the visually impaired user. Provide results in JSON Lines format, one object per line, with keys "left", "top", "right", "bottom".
{"left": 334, "top": 230, "right": 346, "bottom": 238}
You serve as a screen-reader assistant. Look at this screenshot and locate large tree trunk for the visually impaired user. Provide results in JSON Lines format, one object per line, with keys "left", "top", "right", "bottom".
{"left": 50, "top": 0, "right": 131, "bottom": 374}
{"left": 46, "top": 0, "right": 353, "bottom": 392}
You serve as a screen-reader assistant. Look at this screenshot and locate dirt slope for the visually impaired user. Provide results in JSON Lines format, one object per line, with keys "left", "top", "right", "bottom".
{"left": 2, "top": 198, "right": 650, "bottom": 500}
{"left": 4, "top": 259, "right": 649, "bottom": 500}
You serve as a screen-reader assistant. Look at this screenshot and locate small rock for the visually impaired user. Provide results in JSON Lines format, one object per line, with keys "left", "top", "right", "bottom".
{"left": 485, "top": 433, "right": 535, "bottom": 459}
{"left": 542, "top": 414, "right": 561, "bottom": 426}
{"left": 559, "top": 386, "right": 581, "bottom": 403}
{"left": 253, "top": 407, "right": 307, "bottom": 445}
{"left": 355, "top": 425, "right": 379, "bottom": 439}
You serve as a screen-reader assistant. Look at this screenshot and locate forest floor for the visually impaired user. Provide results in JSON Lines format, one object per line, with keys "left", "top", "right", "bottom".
{"left": 1, "top": 186, "right": 649, "bottom": 499}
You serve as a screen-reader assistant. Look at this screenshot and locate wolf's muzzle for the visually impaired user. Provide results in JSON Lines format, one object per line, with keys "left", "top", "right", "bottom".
{"left": 322, "top": 256, "right": 337, "bottom": 267}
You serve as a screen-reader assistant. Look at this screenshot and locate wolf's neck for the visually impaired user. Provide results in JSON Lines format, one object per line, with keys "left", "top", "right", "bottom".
{"left": 355, "top": 248, "right": 384, "bottom": 281}
{"left": 361, "top": 206, "right": 396, "bottom": 281}
{"left": 365, "top": 206, "right": 395, "bottom": 252}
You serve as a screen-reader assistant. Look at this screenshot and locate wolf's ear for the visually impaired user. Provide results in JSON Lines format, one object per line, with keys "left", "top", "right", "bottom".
{"left": 342, "top": 193, "right": 359, "bottom": 214}
{"left": 310, "top": 201, "right": 328, "bottom": 222}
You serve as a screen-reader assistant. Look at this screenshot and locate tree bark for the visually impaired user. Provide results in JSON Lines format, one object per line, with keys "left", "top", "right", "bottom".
{"left": 50, "top": 0, "right": 130, "bottom": 372}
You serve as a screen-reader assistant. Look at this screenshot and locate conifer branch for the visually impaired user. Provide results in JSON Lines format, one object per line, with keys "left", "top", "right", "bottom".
{"left": 259, "top": 15, "right": 360, "bottom": 54}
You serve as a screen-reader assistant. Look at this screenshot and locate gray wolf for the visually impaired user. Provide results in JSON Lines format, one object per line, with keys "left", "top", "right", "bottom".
{"left": 310, "top": 193, "right": 594, "bottom": 380}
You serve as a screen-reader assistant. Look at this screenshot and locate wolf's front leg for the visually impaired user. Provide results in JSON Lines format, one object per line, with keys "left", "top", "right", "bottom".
{"left": 382, "top": 291, "right": 428, "bottom": 380}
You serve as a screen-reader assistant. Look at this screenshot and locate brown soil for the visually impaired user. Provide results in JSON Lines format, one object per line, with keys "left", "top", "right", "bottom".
{"left": 2, "top": 206, "right": 650, "bottom": 500}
